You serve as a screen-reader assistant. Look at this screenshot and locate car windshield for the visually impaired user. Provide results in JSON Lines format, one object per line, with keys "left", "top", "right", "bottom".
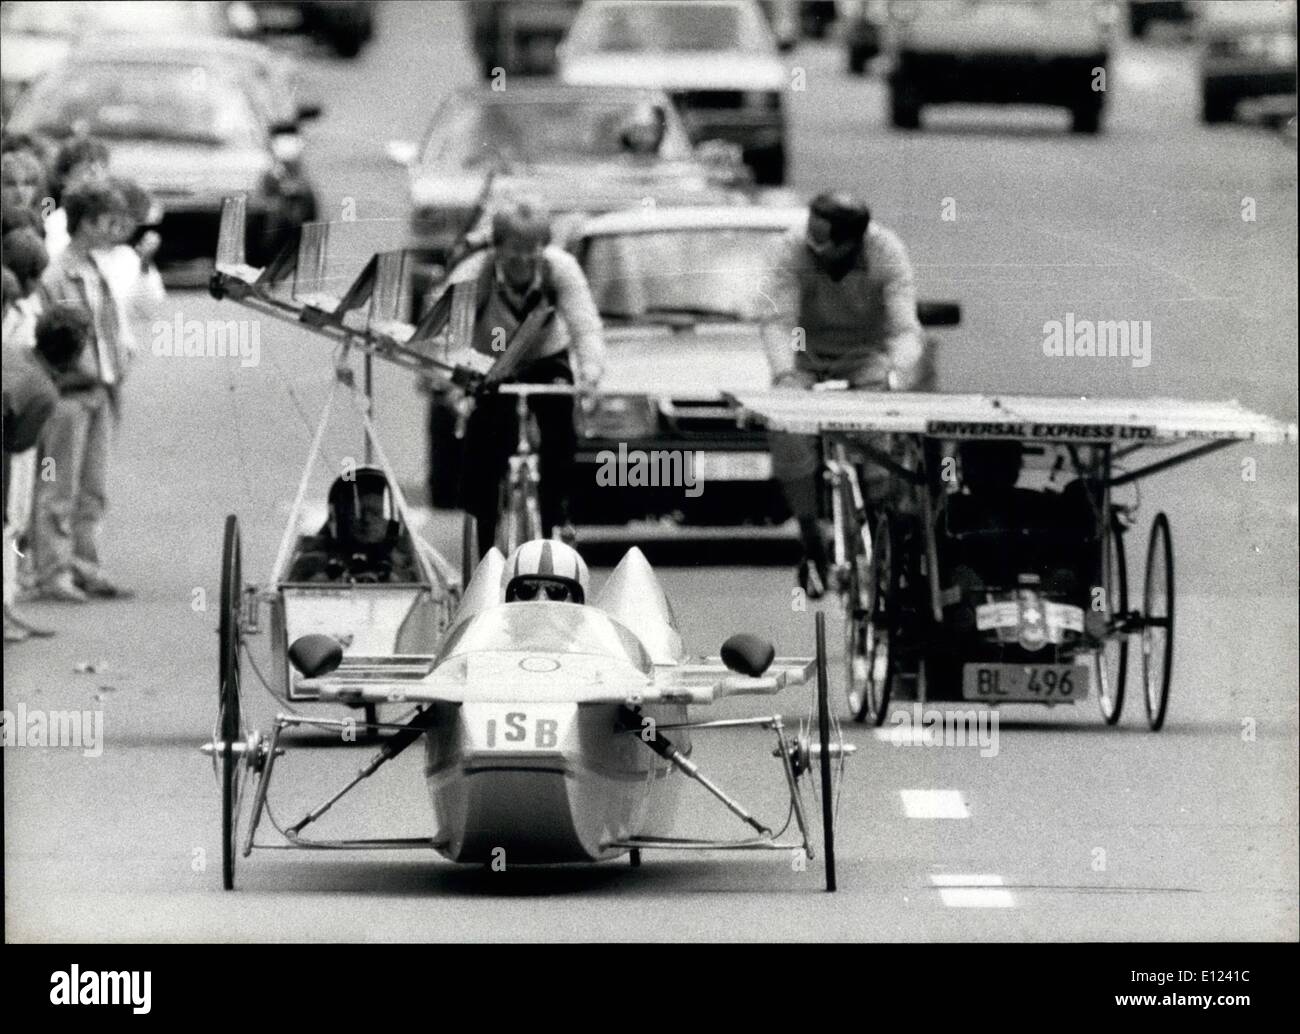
{"left": 424, "top": 96, "right": 689, "bottom": 166}
{"left": 13, "top": 63, "right": 263, "bottom": 146}
{"left": 439, "top": 604, "right": 652, "bottom": 673}
{"left": 581, "top": 227, "right": 780, "bottom": 323}
{"left": 566, "top": 1, "right": 774, "bottom": 55}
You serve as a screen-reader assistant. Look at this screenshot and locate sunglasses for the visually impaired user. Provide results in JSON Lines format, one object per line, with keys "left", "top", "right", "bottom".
{"left": 513, "top": 579, "right": 575, "bottom": 602}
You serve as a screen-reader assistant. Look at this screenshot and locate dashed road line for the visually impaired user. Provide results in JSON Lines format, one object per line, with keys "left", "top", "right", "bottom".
{"left": 931, "top": 873, "right": 1016, "bottom": 909}
{"left": 900, "top": 789, "right": 970, "bottom": 819}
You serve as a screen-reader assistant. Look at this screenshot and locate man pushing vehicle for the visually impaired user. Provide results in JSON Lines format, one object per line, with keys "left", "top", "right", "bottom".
{"left": 760, "top": 192, "right": 928, "bottom": 598}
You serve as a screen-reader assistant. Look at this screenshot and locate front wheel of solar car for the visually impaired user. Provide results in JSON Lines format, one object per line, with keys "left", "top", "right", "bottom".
{"left": 1097, "top": 513, "right": 1129, "bottom": 725}
{"left": 219, "top": 514, "right": 244, "bottom": 891}
{"left": 1142, "top": 513, "right": 1175, "bottom": 731}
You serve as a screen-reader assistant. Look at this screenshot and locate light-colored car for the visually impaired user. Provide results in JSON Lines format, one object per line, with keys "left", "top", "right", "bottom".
{"left": 9, "top": 53, "right": 318, "bottom": 269}
{"left": 0, "top": 0, "right": 229, "bottom": 117}
{"left": 563, "top": 204, "right": 959, "bottom": 526}
{"left": 558, "top": 0, "right": 789, "bottom": 184}
{"left": 1195, "top": 0, "right": 1297, "bottom": 124}
{"left": 885, "top": 0, "right": 1119, "bottom": 133}
{"left": 388, "top": 82, "right": 754, "bottom": 320}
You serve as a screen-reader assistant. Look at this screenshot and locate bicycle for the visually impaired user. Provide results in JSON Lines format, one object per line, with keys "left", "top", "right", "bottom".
{"left": 818, "top": 393, "right": 928, "bottom": 726}
{"left": 455, "top": 380, "right": 584, "bottom": 584}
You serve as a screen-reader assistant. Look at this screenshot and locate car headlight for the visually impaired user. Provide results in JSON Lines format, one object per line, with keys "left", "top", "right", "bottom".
{"left": 581, "top": 394, "right": 659, "bottom": 439}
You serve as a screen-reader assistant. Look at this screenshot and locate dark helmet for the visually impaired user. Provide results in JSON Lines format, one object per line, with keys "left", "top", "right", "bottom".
{"left": 327, "top": 465, "right": 396, "bottom": 544}
{"left": 809, "top": 191, "right": 871, "bottom": 245}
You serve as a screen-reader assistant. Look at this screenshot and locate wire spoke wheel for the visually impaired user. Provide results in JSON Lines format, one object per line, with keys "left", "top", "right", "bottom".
{"left": 218, "top": 515, "right": 244, "bottom": 891}
{"left": 1096, "top": 511, "right": 1129, "bottom": 725}
{"left": 1142, "top": 512, "right": 1175, "bottom": 731}
{"left": 851, "top": 512, "right": 897, "bottom": 726}
{"left": 841, "top": 482, "right": 872, "bottom": 720}
{"left": 814, "top": 612, "right": 838, "bottom": 891}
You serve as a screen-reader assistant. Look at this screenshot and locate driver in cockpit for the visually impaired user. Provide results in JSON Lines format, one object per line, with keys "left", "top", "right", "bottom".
{"left": 501, "top": 539, "right": 590, "bottom": 604}
{"left": 288, "top": 466, "right": 418, "bottom": 583}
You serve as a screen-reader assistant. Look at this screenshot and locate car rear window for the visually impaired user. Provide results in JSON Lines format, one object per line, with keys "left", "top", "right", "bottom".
{"left": 582, "top": 227, "right": 782, "bottom": 323}
{"left": 425, "top": 96, "right": 689, "bottom": 165}
{"left": 567, "top": 1, "right": 774, "bottom": 55}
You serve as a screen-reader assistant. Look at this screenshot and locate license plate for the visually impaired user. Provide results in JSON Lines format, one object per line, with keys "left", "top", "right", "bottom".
{"left": 698, "top": 451, "right": 771, "bottom": 481}
{"left": 962, "top": 663, "right": 1089, "bottom": 702}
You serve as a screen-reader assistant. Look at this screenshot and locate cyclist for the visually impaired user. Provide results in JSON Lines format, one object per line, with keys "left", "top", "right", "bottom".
{"left": 420, "top": 199, "right": 605, "bottom": 557}
{"left": 759, "top": 191, "right": 926, "bottom": 598}
{"left": 502, "top": 538, "right": 590, "bottom": 604}
{"left": 289, "top": 467, "right": 418, "bottom": 583}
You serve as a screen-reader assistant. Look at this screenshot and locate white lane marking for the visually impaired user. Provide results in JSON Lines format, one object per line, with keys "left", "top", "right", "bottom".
{"left": 931, "top": 874, "right": 1015, "bottom": 909}
{"left": 900, "top": 789, "right": 970, "bottom": 819}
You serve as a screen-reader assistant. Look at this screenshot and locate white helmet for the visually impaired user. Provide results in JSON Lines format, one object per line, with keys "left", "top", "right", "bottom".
{"left": 502, "top": 539, "right": 590, "bottom": 604}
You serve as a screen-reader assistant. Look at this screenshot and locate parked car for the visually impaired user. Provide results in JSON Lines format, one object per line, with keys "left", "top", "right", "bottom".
{"left": 885, "top": 0, "right": 1119, "bottom": 134}
{"left": 1195, "top": 0, "right": 1297, "bottom": 124}
{"left": 559, "top": 0, "right": 790, "bottom": 184}
{"left": 9, "top": 54, "right": 319, "bottom": 270}
{"left": 388, "top": 82, "right": 755, "bottom": 323}
{"left": 0, "top": 0, "right": 230, "bottom": 117}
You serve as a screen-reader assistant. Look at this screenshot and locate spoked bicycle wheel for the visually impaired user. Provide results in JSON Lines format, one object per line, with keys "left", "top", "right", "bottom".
{"left": 847, "top": 512, "right": 897, "bottom": 726}
{"left": 1096, "top": 512, "right": 1129, "bottom": 726}
{"left": 814, "top": 612, "right": 838, "bottom": 892}
{"left": 218, "top": 514, "right": 244, "bottom": 890}
{"left": 1142, "top": 512, "right": 1175, "bottom": 731}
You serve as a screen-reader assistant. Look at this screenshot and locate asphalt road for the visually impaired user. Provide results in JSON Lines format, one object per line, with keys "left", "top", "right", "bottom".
{"left": 4, "top": 2, "right": 1296, "bottom": 942}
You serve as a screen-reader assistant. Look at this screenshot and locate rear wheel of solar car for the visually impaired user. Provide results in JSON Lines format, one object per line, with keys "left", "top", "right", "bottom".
{"left": 218, "top": 514, "right": 244, "bottom": 891}
{"left": 1096, "top": 512, "right": 1129, "bottom": 726}
{"left": 1142, "top": 512, "right": 1175, "bottom": 731}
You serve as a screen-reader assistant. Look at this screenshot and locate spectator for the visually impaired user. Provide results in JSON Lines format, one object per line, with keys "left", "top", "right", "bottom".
{"left": 1, "top": 228, "right": 50, "bottom": 347}
{"left": 2, "top": 204, "right": 45, "bottom": 238}
{"left": 44, "top": 136, "right": 111, "bottom": 261}
{"left": 100, "top": 177, "right": 166, "bottom": 356}
{"left": 32, "top": 181, "right": 134, "bottom": 602}
{"left": 3, "top": 300, "right": 70, "bottom": 640}
{"left": 1, "top": 149, "right": 46, "bottom": 223}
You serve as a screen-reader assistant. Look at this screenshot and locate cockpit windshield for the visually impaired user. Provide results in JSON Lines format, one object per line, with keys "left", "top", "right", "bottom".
{"left": 438, "top": 603, "right": 653, "bottom": 673}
